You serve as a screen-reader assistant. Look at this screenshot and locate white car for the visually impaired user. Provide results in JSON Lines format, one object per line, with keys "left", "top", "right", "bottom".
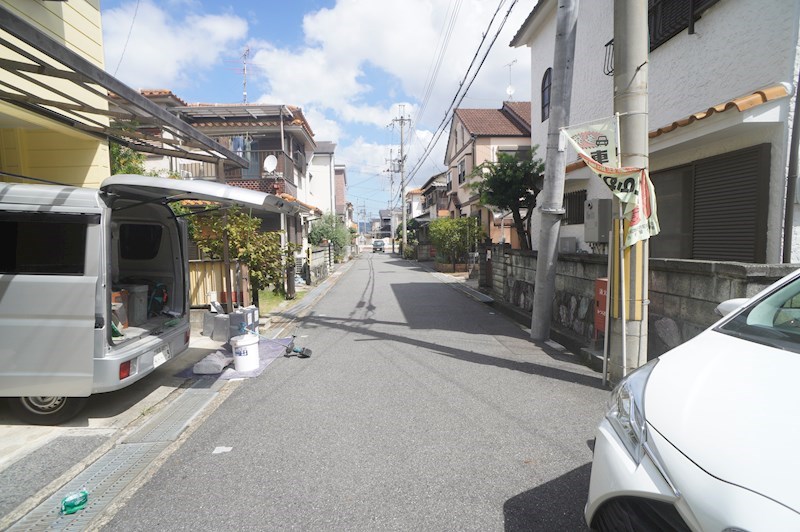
{"left": 585, "top": 268, "right": 800, "bottom": 531}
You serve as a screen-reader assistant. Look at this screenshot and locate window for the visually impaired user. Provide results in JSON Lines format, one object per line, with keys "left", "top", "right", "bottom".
{"left": 541, "top": 68, "right": 552, "bottom": 122}
{"left": 121, "top": 224, "right": 163, "bottom": 260}
{"left": 650, "top": 144, "right": 770, "bottom": 262}
{"left": 0, "top": 212, "right": 95, "bottom": 274}
{"left": 563, "top": 189, "right": 587, "bottom": 225}
{"left": 648, "top": 0, "right": 720, "bottom": 51}
{"left": 457, "top": 160, "right": 467, "bottom": 184}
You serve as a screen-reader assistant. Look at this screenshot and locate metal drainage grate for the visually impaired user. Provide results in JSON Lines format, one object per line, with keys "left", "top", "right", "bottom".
{"left": 7, "top": 441, "right": 169, "bottom": 531}
{"left": 123, "top": 388, "right": 216, "bottom": 444}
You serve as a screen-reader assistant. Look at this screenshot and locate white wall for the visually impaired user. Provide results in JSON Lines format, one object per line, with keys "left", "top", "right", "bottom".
{"left": 306, "top": 151, "right": 336, "bottom": 215}
{"left": 520, "top": 0, "right": 800, "bottom": 260}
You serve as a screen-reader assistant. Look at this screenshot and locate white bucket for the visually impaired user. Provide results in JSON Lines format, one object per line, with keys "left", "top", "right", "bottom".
{"left": 230, "top": 334, "right": 260, "bottom": 372}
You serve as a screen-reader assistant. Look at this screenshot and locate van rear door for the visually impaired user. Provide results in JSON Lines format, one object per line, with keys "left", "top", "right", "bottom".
{"left": 100, "top": 175, "right": 298, "bottom": 214}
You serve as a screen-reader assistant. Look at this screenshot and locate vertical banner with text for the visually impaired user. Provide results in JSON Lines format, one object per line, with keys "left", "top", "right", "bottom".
{"left": 562, "top": 119, "right": 659, "bottom": 247}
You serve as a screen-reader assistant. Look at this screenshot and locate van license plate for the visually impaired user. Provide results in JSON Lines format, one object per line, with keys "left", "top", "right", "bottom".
{"left": 153, "top": 346, "right": 171, "bottom": 368}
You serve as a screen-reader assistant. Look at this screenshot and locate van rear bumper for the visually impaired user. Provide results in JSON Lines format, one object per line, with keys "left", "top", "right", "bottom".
{"left": 92, "top": 322, "right": 190, "bottom": 393}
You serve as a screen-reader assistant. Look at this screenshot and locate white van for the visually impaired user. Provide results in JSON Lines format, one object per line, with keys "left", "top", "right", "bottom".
{"left": 0, "top": 175, "right": 291, "bottom": 424}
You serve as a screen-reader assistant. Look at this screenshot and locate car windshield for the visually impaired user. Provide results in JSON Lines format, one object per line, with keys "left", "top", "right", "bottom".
{"left": 717, "top": 274, "right": 800, "bottom": 353}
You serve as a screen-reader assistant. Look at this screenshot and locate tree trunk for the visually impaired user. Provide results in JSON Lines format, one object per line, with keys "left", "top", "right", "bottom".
{"left": 512, "top": 210, "right": 530, "bottom": 250}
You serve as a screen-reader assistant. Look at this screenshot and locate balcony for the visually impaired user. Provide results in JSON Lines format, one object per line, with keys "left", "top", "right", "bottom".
{"left": 177, "top": 149, "right": 302, "bottom": 196}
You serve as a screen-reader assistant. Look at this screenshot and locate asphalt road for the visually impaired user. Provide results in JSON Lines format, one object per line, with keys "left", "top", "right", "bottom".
{"left": 102, "top": 252, "right": 609, "bottom": 531}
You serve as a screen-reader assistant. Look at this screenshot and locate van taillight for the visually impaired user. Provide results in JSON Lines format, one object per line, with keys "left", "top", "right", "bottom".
{"left": 185, "top": 330, "right": 190, "bottom": 344}
{"left": 119, "top": 361, "right": 131, "bottom": 380}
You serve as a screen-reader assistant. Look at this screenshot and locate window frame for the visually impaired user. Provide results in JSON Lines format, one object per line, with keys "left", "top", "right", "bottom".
{"left": 541, "top": 68, "right": 552, "bottom": 122}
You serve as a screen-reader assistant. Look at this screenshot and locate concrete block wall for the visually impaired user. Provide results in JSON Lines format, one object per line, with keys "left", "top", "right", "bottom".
{"left": 648, "top": 260, "right": 797, "bottom": 355}
{"left": 479, "top": 245, "right": 799, "bottom": 358}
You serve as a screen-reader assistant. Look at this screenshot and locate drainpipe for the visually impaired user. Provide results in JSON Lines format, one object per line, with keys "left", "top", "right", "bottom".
{"left": 783, "top": 73, "right": 800, "bottom": 263}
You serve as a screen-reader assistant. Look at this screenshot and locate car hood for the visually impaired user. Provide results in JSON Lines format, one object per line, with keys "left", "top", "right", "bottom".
{"left": 646, "top": 330, "right": 800, "bottom": 512}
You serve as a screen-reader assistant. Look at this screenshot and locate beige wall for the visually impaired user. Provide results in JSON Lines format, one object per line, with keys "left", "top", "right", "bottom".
{"left": 0, "top": 0, "right": 110, "bottom": 187}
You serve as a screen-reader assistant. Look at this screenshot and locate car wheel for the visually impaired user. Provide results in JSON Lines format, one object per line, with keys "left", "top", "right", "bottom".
{"left": 6, "top": 396, "right": 89, "bottom": 425}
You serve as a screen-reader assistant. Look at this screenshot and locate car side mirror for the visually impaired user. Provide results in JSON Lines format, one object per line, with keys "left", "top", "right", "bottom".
{"left": 715, "top": 298, "right": 749, "bottom": 317}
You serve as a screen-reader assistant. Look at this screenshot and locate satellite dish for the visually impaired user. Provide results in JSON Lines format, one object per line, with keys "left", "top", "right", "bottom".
{"left": 263, "top": 154, "right": 278, "bottom": 173}
{"left": 506, "top": 85, "right": 515, "bottom": 98}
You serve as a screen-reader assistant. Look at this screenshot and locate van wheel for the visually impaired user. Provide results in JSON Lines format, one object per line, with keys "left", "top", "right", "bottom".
{"left": 6, "top": 396, "right": 89, "bottom": 425}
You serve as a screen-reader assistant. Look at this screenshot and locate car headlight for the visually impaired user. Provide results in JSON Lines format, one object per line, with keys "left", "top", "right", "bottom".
{"left": 606, "top": 358, "right": 659, "bottom": 464}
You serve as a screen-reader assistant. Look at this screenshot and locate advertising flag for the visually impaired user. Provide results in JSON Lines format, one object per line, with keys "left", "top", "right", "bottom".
{"left": 562, "top": 118, "right": 660, "bottom": 247}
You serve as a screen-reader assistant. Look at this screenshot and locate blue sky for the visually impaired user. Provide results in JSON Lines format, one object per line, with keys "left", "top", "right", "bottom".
{"left": 101, "top": 0, "right": 534, "bottom": 218}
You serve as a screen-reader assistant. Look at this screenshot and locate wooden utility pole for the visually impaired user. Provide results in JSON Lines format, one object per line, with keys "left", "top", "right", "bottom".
{"left": 530, "top": 0, "right": 580, "bottom": 340}
{"left": 608, "top": 0, "right": 650, "bottom": 380}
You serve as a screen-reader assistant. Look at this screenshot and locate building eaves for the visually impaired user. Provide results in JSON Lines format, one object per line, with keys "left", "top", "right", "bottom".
{"left": 566, "top": 84, "right": 790, "bottom": 173}
{"left": 510, "top": 0, "right": 555, "bottom": 48}
{"left": 649, "top": 84, "right": 789, "bottom": 139}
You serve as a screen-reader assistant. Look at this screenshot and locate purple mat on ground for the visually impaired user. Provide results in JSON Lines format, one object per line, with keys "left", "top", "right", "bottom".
{"left": 177, "top": 337, "right": 293, "bottom": 379}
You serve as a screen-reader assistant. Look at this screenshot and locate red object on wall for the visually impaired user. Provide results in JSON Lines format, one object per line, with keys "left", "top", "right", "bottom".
{"left": 594, "top": 277, "right": 608, "bottom": 338}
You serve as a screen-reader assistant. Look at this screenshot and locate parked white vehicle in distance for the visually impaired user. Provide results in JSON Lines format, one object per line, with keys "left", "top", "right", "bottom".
{"left": 585, "top": 268, "right": 800, "bottom": 530}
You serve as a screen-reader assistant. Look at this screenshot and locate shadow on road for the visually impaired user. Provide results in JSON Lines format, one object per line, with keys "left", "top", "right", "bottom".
{"left": 503, "top": 463, "right": 592, "bottom": 531}
{"left": 277, "top": 312, "right": 604, "bottom": 389}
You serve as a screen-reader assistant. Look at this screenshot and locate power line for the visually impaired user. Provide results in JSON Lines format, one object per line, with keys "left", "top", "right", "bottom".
{"left": 113, "top": 0, "right": 141, "bottom": 76}
{"left": 406, "top": 0, "right": 518, "bottom": 184}
{"left": 412, "top": 0, "right": 463, "bottom": 130}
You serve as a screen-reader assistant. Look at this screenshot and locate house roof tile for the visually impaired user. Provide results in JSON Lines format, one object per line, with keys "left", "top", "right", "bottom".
{"left": 455, "top": 101, "right": 531, "bottom": 136}
{"left": 566, "top": 84, "right": 790, "bottom": 173}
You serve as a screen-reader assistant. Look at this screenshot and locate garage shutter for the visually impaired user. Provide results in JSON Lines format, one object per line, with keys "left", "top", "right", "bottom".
{"left": 692, "top": 144, "right": 769, "bottom": 262}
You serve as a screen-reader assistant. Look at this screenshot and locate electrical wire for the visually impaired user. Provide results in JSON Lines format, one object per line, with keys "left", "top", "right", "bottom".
{"left": 113, "top": 0, "right": 141, "bottom": 76}
{"left": 405, "top": 0, "right": 518, "bottom": 185}
{"left": 412, "top": 0, "right": 463, "bottom": 131}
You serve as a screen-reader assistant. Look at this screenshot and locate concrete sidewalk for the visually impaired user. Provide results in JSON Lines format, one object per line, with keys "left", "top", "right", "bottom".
{"left": 0, "top": 259, "right": 355, "bottom": 527}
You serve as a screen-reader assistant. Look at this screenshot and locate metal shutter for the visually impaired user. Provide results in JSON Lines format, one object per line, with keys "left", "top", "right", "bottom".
{"left": 692, "top": 144, "right": 770, "bottom": 262}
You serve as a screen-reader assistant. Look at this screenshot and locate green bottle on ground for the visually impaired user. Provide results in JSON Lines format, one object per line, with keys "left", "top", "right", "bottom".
{"left": 60, "top": 490, "right": 89, "bottom": 515}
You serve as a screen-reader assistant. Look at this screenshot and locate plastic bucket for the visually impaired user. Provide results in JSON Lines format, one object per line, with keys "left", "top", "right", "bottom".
{"left": 230, "top": 334, "right": 260, "bottom": 372}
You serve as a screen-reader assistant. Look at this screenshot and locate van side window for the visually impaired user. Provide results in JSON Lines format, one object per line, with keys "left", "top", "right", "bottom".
{"left": 0, "top": 212, "right": 94, "bottom": 275}
{"left": 120, "top": 224, "right": 163, "bottom": 260}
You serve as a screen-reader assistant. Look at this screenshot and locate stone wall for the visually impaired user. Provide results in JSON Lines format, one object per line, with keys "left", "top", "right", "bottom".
{"left": 479, "top": 244, "right": 799, "bottom": 357}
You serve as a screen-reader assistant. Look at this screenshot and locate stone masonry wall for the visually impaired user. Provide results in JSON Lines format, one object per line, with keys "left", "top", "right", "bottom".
{"left": 479, "top": 244, "right": 799, "bottom": 357}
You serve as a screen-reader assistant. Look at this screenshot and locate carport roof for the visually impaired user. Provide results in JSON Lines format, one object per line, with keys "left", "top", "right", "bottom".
{"left": 0, "top": 5, "right": 248, "bottom": 168}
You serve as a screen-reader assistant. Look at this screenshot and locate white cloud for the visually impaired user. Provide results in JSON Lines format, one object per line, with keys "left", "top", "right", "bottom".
{"left": 103, "top": 0, "right": 247, "bottom": 90}
{"left": 102, "top": 0, "right": 535, "bottom": 202}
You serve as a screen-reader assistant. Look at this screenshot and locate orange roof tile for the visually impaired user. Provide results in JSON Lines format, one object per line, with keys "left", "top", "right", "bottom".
{"left": 455, "top": 105, "right": 530, "bottom": 137}
{"left": 565, "top": 84, "right": 790, "bottom": 173}
{"left": 649, "top": 84, "right": 789, "bottom": 139}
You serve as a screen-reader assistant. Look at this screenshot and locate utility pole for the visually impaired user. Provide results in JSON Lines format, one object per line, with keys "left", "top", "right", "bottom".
{"left": 392, "top": 106, "right": 411, "bottom": 250}
{"left": 530, "top": 0, "right": 580, "bottom": 340}
{"left": 608, "top": 0, "right": 650, "bottom": 381}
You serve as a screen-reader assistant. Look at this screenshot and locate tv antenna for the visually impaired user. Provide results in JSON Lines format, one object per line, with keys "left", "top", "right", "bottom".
{"left": 505, "top": 59, "right": 517, "bottom": 100}
{"left": 242, "top": 46, "right": 250, "bottom": 104}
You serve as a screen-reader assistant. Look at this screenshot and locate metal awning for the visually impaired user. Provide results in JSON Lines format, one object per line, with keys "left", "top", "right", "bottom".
{"left": 0, "top": 5, "right": 248, "bottom": 168}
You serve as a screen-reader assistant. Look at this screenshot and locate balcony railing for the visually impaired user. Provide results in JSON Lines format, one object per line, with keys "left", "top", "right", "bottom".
{"left": 177, "top": 150, "right": 300, "bottom": 184}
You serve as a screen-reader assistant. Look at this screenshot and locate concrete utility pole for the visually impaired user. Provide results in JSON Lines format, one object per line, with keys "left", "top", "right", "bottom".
{"left": 608, "top": 0, "right": 650, "bottom": 380}
{"left": 530, "top": 0, "right": 580, "bottom": 340}
{"left": 392, "top": 107, "right": 411, "bottom": 249}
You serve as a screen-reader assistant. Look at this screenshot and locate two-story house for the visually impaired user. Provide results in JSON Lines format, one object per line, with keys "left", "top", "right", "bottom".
{"left": 443, "top": 101, "right": 532, "bottom": 247}
{"left": 512, "top": 0, "right": 800, "bottom": 263}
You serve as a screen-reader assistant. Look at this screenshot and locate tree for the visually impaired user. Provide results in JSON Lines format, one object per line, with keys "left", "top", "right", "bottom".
{"left": 469, "top": 148, "right": 545, "bottom": 250}
{"left": 109, "top": 141, "right": 146, "bottom": 175}
{"left": 193, "top": 207, "right": 286, "bottom": 294}
{"left": 395, "top": 218, "right": 420, "bottom": 243}
{"left": 428, "top": 217, "right": 480, "bottom": 270}
{"left": 309, "top": 213, "right": 351, "bottom": 261}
